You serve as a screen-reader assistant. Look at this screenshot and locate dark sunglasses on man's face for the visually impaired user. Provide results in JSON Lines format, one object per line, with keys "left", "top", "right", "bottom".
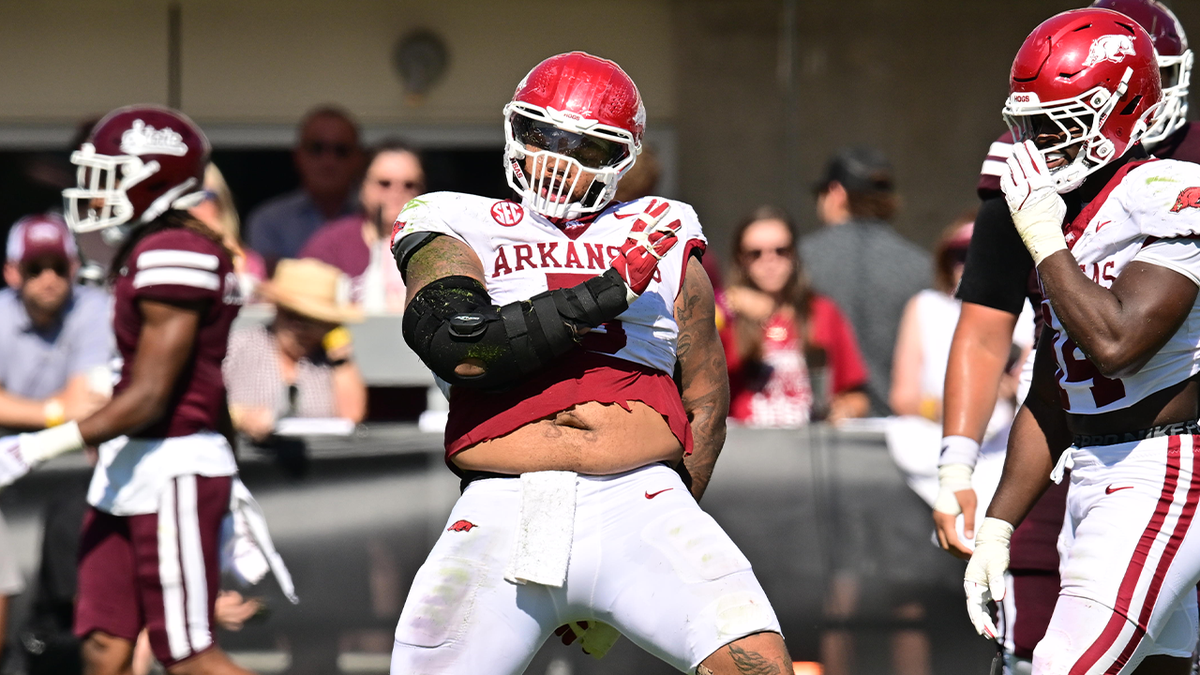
{"left": 376, "top": 178, "right": 425, "bottom": 192}
{"left": 303, "top": 141, "right": 354, "bottom": 158}
{"left": 742, "top": 246, "right": 794, "bottom": 262}
{"left": 21, "top": 260, "right": 69, "bottom": 279}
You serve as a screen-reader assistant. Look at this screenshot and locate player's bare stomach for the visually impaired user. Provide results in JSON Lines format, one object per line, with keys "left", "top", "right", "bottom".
{"left": 1067, "top": 377, "right": 1200, "bottom": 438}
{"left": 451, "top": 400, "right": 683, "bottom": 475}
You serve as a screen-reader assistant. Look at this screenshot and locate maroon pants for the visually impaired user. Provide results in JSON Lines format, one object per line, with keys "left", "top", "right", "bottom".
{"left": 75, "top": 475, "right": 231, "bottom": 667}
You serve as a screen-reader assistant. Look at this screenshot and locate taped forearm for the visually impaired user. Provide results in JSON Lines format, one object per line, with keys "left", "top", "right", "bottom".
{"left": 403, "top": 272, "right": 630, "bottom": 391}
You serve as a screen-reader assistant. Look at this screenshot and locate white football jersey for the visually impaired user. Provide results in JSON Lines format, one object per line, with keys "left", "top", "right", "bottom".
{"left": 1045, "top": 159, "right": 1200, "bottom": 414}
{"left": 394, "top": 192, "right": 707, "bottom": 376}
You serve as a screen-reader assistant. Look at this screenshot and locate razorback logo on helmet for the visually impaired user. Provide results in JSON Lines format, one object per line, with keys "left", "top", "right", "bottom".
{"left": 447, "top": 520, "right": 477, "bottom": 532}
{"left": 120, "top": 119, "right": 188, "bottom": 157}
{"left": 1170, "top": 187, "right": 1200, "bottom": 213}
{"left": 490, "top": 201, "right": 524, "bottom": 227}
{"left": 1083, "top": 35, "right": 1137, "bottom": 67}
{"left": 390, "top": 220, "right": 405, "bottom": 248}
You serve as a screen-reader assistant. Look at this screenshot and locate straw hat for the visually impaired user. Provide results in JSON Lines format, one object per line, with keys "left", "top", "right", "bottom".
{"left": 259, "top": 258, "right": 364, "bottom": 325}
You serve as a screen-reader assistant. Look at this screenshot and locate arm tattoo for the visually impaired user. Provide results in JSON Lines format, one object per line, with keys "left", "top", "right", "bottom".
{"left": 403, "top": 235, "right": 486, "bottom": 307}
{"left": 728, "top": 644, "right": 785, "bottom": 675}
{"left": 675, "top": 257, "right": 730, "bottom": 501}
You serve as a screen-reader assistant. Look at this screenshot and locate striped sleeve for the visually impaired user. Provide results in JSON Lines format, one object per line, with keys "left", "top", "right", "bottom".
{"left": 131, "top": 231, "right": 227, "bottom": 303}
{"left": 977, "top": 131, "right": 1015, "bottom": 200}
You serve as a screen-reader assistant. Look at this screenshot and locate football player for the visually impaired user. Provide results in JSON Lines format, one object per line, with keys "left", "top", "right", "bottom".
{"left": 0, "top": 106, "right": 252, "bottom": 675}
{"left": 388, "top": 52, "right": 792, "bottom": 674}
{"left": 964, "top": 8, "right": 1200, "bottom": 673}
{"left": 934, "top": 1, "right": 1195, "bottom": 671}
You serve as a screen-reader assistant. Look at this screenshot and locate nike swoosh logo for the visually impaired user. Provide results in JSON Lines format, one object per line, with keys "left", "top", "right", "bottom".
{"left": 1106, "top": 485, "right": 1134, "bottom": 495}
{"left": 645, "top": 488, "right": 673, "bottom": 499}
{"left": 613, "top": 212, "right": 639, "bottom": 219}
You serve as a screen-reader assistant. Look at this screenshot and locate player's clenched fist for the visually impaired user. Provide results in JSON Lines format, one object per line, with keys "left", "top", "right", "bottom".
{"left": 609, "top": 199, "right": 683, "bottom": 301}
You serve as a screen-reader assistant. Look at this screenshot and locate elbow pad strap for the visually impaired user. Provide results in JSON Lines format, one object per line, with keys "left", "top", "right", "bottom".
{"left": 402, "top": 270, "right": 630, "bottom": 391}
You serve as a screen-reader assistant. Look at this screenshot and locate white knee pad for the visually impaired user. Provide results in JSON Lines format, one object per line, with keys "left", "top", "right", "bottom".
{"left": 1032, "top": 594, "right": 1111, "bottom": 675}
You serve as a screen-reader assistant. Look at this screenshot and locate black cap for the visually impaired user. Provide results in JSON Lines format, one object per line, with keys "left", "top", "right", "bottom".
{"left": 814, "top": 146, "right": 894, "bottom": 195}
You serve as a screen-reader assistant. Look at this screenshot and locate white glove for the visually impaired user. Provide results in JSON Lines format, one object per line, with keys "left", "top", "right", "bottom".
{"left": 0, "top": 436, "right": 30, "bottom": 489}
{"left": 964, "top": 517, "right": 1014, "bottom": 639}
{"left": 933, "top": 463, "right": 974, "bottom": 516}
{"left": 1000, "top": 140, "right": 1068, "bottom": 265}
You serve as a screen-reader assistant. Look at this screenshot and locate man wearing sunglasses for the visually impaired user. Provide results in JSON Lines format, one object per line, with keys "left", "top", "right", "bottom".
{"left": 0, "top": 213, "right": 112, "bottom": 665}
{"left": 299, "top": 138, "right": 425, "bottom": 313}
{"left": 247, "top": 106, "right": 365, "bottom": 268}
{"left": 0, "top": 213, "right": 111, "bottom": 432}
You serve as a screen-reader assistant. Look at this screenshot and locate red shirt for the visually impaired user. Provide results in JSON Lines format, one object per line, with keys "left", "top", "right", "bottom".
{"left": 112, "top": 227, "right": 241, "bottom": 438}
{"left": 723, "top": 294, "right": 867, "bottom": 426}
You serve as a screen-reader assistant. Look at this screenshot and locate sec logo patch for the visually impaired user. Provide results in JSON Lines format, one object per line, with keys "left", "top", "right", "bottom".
{"left": 490, "top": 201, "right": 524, "bottom": 227}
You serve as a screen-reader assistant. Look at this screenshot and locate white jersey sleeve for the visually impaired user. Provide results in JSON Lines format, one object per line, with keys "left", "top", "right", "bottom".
{"left": 393, "top": 192, "right": 469, "bottom": 246}
{"left": 1121, "top": 160, "right": 1200, "bottom": 239}
{"left": 1133, "top": 238, "right": 1200, "bottom": 286}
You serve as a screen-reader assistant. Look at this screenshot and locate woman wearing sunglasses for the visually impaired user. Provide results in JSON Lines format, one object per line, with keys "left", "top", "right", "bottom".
{"left": 721, "top": 206, "right": 869, "bottom": 427}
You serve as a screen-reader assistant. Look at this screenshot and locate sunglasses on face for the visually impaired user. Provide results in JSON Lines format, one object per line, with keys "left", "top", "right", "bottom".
{"left": 375, "top": 178, "right": 425, "bottom": 192}
{"left": 742, "top": 246, "right": 794, "bottom": 261}
{"left": 303, "top": 141, "right": 354, "bottom": 158}
{"left": 21, "top": 260, "right": 69, "bottom": 279}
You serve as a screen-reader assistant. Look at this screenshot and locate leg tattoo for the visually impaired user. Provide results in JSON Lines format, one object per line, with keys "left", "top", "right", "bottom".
{"left": 728, "top": 644, "right": 785, "bottom": 675}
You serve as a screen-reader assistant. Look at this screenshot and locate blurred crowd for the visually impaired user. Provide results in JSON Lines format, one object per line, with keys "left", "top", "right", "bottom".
{"left": 0, "top": 102, "right": 1025, "bottom": 674}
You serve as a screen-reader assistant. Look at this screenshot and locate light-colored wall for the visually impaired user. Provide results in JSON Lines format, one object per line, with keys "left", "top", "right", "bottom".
{"left": 2, "top": 0, "right": 1198, "bottom": 252}
{"left": 0, "top": 0, "right": 675, "bottom": 125}
{"left": 0, "top": 1, "right": 169, "bottom": 121}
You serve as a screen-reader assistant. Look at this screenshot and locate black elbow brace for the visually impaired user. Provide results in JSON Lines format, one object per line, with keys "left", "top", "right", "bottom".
{"left": 402, "top": 270, "right": 630, "bottom": 391}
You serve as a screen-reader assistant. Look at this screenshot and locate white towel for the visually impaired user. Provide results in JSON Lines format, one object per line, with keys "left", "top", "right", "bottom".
{"left": 221, "top": 478, "right": 299, "bottom": 604}
{"left": 504, "top": 471, "right": 577, "bottom": 587}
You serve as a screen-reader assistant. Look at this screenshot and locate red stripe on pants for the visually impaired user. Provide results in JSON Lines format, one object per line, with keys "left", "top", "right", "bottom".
{"left": 1105, "top": 437, "right": 1200, "bottom": 673}
{"left": 1069, "top": 440, "right": 1182, "bottom": 675}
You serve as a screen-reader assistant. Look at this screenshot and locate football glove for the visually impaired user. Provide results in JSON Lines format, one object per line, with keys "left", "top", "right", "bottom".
{"left": 1000, "top": 140, "right": 1068, "bottom": 266}
{"left": 553, "top": 620, "right": 622, "bottom": 659}
{"left": 0, "top": 421, "right": 85, "bottom": 489}
{"left": 964, "top": 517, "right": 1014, "bottom": 639}
{"left": 609, "top": 200, "right": 683, "bottom": 301}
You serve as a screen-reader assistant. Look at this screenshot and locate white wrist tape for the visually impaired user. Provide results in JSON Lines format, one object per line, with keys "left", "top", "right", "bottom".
{"left": 939, "top": 435, "right": 981, "bottom": 467}
{"left": 974, "top": 517, "right": 1014, "bottom": 548}
{"left": 933, "top": 463, "right": 974, "bottom": 515}
{"left": 1013, "top": 212, "right": 1068, "bottom": 266}
{"left": 19, "top": 421, "right": 84, "bottom": 466}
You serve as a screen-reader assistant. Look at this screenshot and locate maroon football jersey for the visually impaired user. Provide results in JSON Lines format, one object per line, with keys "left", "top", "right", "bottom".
{"left": 976, "top": 130, "right": 1015, "bottom": 200}
{"left": 1150, "top": 121, "right": 1200, "bottom": 164}
{"left": 112, "top": 226, "right": 241, "bottom": 438}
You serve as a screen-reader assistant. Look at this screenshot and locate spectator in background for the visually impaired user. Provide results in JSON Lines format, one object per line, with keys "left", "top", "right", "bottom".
{"left": 886, "top": 217, "right": 1031, "bottom": 507}
{"left": 0, "top": 214, "right": 111, "bottom": 430}
{"left": 190, "top": 163, "right": 267, "bottom": 301}
{"left": 224, "top": 259, "right": 366, "bottom": 442}
{"left": 299, "top": 139, "right": 425, "bottom": 313}
{"left": 801, "top": 147, "right": 931, "bottom": 417}
{"left": 247, "top": 106, "right": 364, "bottom": 267}
{"left": 0, "top": 214, "right": 111, "bottom": 667}
{"left": 722, "top": 206, "right": 869, "bottom": 427}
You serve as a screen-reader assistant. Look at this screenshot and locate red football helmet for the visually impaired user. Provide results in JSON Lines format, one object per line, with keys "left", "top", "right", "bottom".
{"left": 1091, "top": 0, "right": 1191, "bottom": 147}
{"left": 63, "top": 105, "right": 210, "bottom": 234}
{"left": 1003, "top": 8, "right": 1162, "bottom": 192}
{"left": 503, "top": 52, "right": 645, "bottom": 220}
